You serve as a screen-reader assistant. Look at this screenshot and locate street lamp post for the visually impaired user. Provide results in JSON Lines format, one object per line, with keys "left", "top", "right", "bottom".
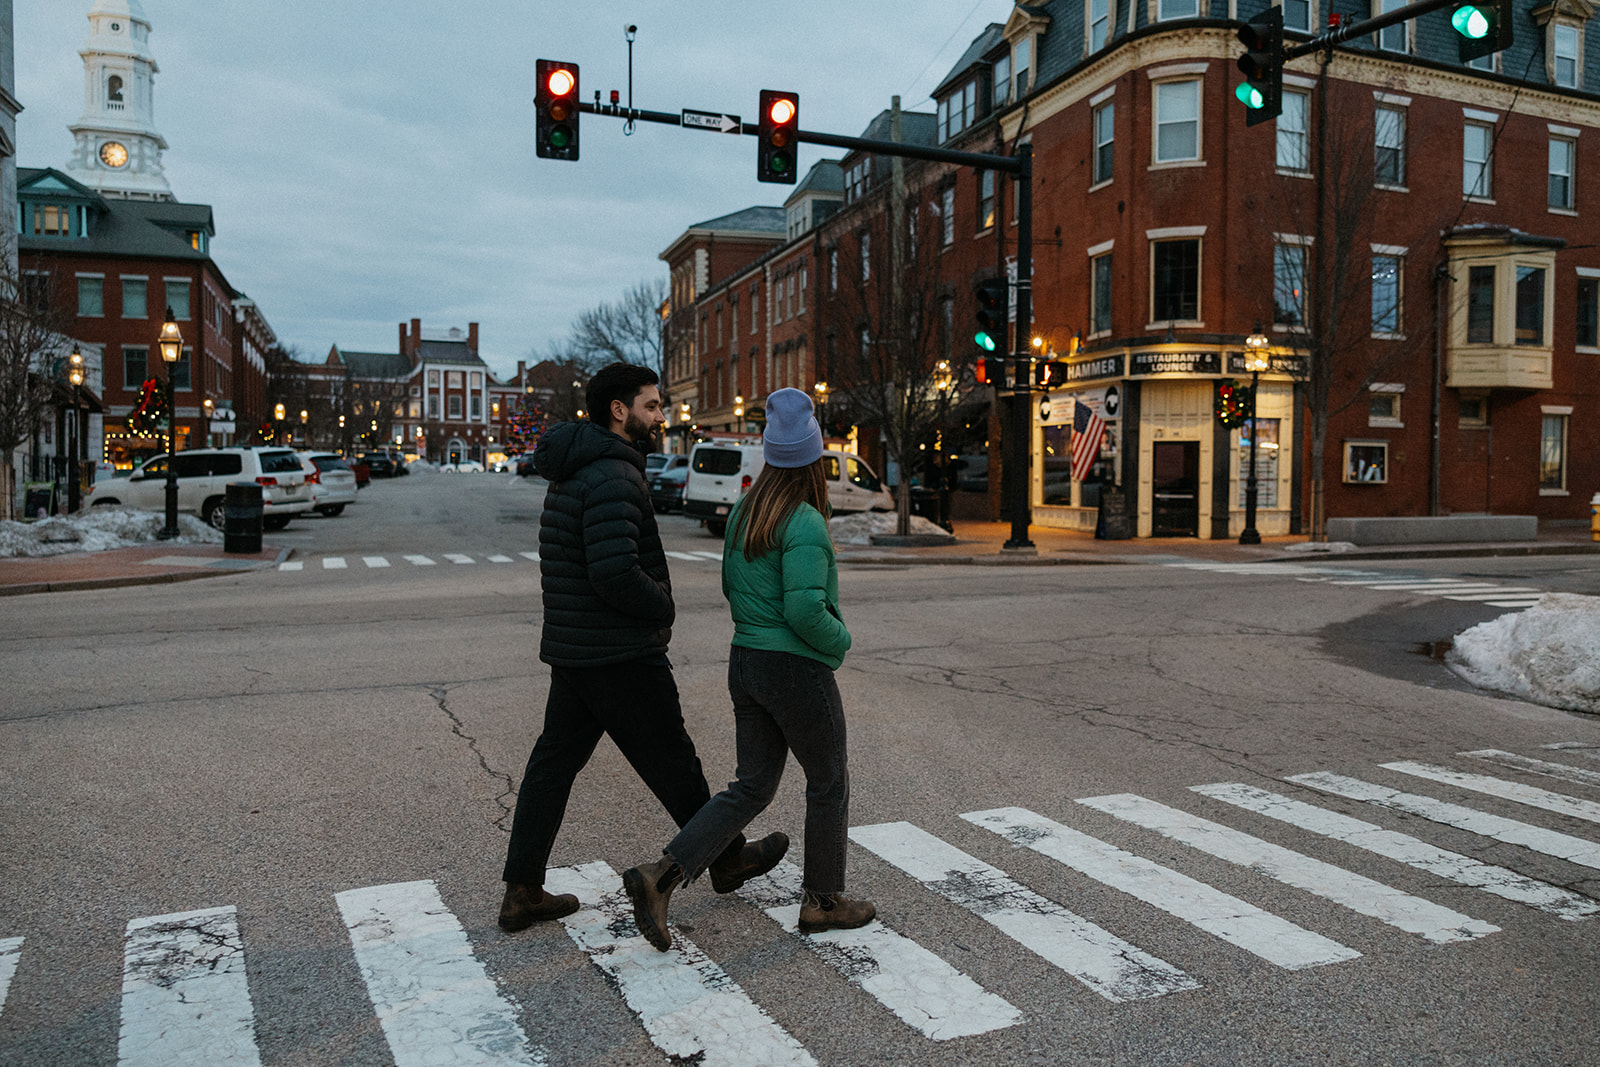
{"left": 66, "top": 346, "right": 85, "bottom": 513}
{"left": 812, "top": 381, "right": 828, "bottom": 437}
{"left": 1239, "top": 324, "right": 1271, "bottom": 546}
{"left": 157, "top": 309, "right": 183, "bottom": 539}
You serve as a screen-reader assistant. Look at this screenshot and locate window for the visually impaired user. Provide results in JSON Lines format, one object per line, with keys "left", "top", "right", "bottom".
{"left": 993, "top": 51, "right": 1011, "bottom": 107}
{"left": 1378, "top": 0, "right": 1408, "bottom": 51}
{"left": 1278, "top": 91, "right": 1309, "bottom": 171}
{"left": 165, "top": 279, "right": 191, "bottom": 320}
{"left": 979, "top": 171, "right": 996, "bottom": 230}
{"left": 1274, "top": 243, "right": 1306, "bottom": 327}
{"left": 107, "top": 75, "right": 123, "bottom": 103}
{"left": 829, "top": 248, "right": 838, "bottom": 292}
{"left": 1014, "top": 38, "right": 1031, "bottom": 98}
{"left": 122, "top": 277, "right": 147, "bottom": 319}
{"left": 1092, "top": 252, "right": 1114, "bottom": 334}
{"left": 428, "top": 395, "right": 439, "bottom": 418}
{"left": 170, "top": 351, "right": 191, "bottom": 392}
{"left": 1577, "top": 275, "right": 1599, "bottom": 347}
{"left": 77, "top": 276, "right": 103, "bottom": 317}
{"left": 470, "top": 395, "right": 482, "bottom": 419}
{"left": 1093, "top": 101, "right": 1114, "bottom": 184}
{"left": 32, "top": 204, "right": 72, "bottom": 236}
{"left": 1152, "top": 239, "right": 1200, "bottom": 322}
{"left": 1464, "top": 121, "right": 1493, "bottom": 198}
{"left": 1516, "top": 266, "right": 1546, "bottom": 345}
{"left": 1159, "top": 0, "right": 1198, "bottom": 19}
{"left": 1540, "top": 413, "right": 1568, "bottom": 490}
{"left": 941, "top": 186, "right": 955, "bottom": 246}
{"left": 1467, "top": 265, "right": 1495, "bottom": 342}
{"left": 1372, "top": 254, "right": 1402, "bottom": 335}
{"left": 1459, "top": 396, "right": 1487, "bottom": 424}
{"left": 1549, "top": 137, "right": 1575, "bottom": 209}
{"left": 1553, "top": 24, "right": 1580, "bottom": 88}
{"left": 1090, "top": 0, "right": 1111, "bottom": 51}
{"left": 122, "top": 346, "right": 148, "bottom": 390}
{"left": 1375, "top": 105, "right": 1406, "bottom": 186}
{"left": 861, "top": 232, "right": 871, "bottom": 280}
{"left": 751, "top": 283, "right": 760, "bottom": 332}
{"left": 1283, "top": 0, "right": 1310, "bottom": 32}
{"left": 939, "top": 81, "right": 977, "bottom": 141}
{"left": 845, "top": 160, "right": 867, "bottom": 202}
{"left": 1154, "top": 80, "right": 1200, "bottom": 163}
{"left": 1368, "top": 386, "right": 1404, "bottom": 427}
{"left": 448, "top": 395, "right": 463, "bottom": 418}
{"left": 446, "top": 371, "right": 463, "bottom": 388}
{"left": 1343, "top": 441, "right": 1389, "bottom": 483}
{"left": 1236, "top": 419, "right": 1280, "bottom": 507}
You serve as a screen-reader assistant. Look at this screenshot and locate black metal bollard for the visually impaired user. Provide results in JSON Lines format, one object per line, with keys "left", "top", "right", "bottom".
{"left": 224, "top": 481, "right": 263, "bottom": 554}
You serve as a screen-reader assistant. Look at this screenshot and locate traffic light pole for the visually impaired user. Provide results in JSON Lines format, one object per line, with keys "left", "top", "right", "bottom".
{"left": 579, "top": 98, "right": 1036, "bottom": 546}
{"left": 1280, "top": 0, "right": 1461, "bottom": 60}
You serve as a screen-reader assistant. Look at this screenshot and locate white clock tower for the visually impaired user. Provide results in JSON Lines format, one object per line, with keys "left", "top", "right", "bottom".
{"left": 63, "top": 0, "right": 173, "bottom": 201}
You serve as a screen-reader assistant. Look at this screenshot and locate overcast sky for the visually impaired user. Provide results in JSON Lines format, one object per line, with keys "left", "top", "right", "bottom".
{"left": 15, "top": 1, "right": 1001, "bottom": 378}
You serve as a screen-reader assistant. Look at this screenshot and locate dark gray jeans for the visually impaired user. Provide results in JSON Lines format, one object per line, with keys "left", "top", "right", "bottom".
{"left": 666, "top": 646, "right": 850, "bottom": 894}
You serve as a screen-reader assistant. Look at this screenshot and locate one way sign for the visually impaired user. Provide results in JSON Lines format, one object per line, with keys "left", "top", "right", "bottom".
{"left": 681, "top": 109, "right": 741, "bottom": 134}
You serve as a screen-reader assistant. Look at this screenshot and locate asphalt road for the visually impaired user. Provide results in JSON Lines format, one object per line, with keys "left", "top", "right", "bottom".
{"left": 3, "top": 470, "right": 1598, "bottom": 1066}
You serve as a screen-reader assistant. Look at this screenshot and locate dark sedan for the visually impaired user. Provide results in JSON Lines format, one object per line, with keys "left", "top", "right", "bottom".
{"left": 650, "top": 461, "right": 689, "bottom": 512}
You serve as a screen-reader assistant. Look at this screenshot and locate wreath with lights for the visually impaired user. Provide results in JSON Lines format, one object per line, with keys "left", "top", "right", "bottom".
{"left": 1214, "top": 381, "right": 1253, "bottom": 427}
{"left": 127, "top": 378, "right": 170, "bottom": 437}
{"left": 257, "top": 422, "right": 275, "bottom": 443}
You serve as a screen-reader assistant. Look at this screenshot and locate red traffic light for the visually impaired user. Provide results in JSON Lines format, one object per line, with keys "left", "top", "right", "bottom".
{"left": 546, "top": 68, "right": 576, "bottom": 98}
{"left": 758, "top": 90, "right": 799, "bottom": 184}
{"left": 536, "top": 59, "right": 580, "bottom": 161}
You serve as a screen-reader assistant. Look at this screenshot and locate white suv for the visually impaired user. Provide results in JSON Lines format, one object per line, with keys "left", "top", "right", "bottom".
{"left": 88, "top": 447, "right": 312, "bottom": 530}
{"left": 298, "top": 451, "right": 359, "bottom": 517}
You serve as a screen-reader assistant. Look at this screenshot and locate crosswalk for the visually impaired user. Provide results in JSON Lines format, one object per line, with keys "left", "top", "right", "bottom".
{"left": 3, "top": 743, "right": 1597, "bottom": 1064}
{"left": 275, "top": 549, "right": 726, "bottom": 572}
{"left": 1166, "top": 561, "right": 1546, "bottom": 609}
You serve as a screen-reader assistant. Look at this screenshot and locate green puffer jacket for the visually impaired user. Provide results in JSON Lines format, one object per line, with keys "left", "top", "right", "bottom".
{"left": 721, "top": 498, "right": 851, "bottom": 670}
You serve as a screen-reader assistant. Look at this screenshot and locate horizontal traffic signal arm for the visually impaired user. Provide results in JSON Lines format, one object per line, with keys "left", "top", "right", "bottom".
{"left": 1274, "top": 0, "right": 1474, "bottom": 63}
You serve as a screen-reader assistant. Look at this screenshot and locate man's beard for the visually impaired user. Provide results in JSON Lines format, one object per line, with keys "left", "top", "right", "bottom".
{"left": 623, "top": 413, "right": 660, "bottom": 449}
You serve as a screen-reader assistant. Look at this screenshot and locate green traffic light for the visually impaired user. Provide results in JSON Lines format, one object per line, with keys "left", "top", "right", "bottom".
{"left": 1452, "top": 5, "right": 1490, "bottom": 38}
{"left": 975, "top": 331, "right": 997, "bottom": 352}
{"left": 549, "top": 126, "right": 572, "bottom": 149}
{"left": 1235, "top": 82, "right": 1265, "bottom": 109}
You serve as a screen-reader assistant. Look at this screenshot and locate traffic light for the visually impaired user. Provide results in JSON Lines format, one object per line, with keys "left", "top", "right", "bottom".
{"left": 758, "top": 90, "right": 800, "bottom": 184}
{"left": 1034, "top": 361, "right": 1069, "bottom": 389}
{"left": 1235, "top": 7, "right": 1283, "bottom": 126}
{"left": 974, "top": 278, "right": 1008, "bottom": 354}
{"left": 1454, "top": 0, "right": 1514, "bottom": 62}
{"left": 975, "top": 357, "right": 1006, "bottom": 390}
{"left": 536, "top": 59, "right": 580, "bottom": 160}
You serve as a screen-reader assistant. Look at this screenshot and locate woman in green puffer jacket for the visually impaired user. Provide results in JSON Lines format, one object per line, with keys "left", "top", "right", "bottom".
{"left": 622, "top": 388, "right": 875, "bottom": 951}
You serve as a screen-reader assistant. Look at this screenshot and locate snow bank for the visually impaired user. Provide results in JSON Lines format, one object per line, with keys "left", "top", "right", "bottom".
{"left": 828, "top": 511, "right": 950, "bottom": 545}
{"left": 1448, "top": 593, "right": 1600, "bottom": 714}
{"left": 1282, "top": 540, "right": 1357, "bottom": 553}
{"left": 0, "top": 508, "right": 222, "bottom": 558}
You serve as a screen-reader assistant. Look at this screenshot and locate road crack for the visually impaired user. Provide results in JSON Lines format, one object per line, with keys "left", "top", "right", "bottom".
{"left": 429, "top": 685, "right": 518, "bottom": 833}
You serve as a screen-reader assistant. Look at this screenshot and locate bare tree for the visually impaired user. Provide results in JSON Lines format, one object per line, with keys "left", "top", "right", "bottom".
{"left": 568, "top": 278, "right": 668, "bottom": 377}
{"left": 0, "top": 245, "right": 75, "bottom": 521}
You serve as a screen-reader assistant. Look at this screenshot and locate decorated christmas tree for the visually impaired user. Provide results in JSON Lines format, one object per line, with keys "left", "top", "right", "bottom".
{"left": 127, "top": 378, "right": 170, "bottom": 437}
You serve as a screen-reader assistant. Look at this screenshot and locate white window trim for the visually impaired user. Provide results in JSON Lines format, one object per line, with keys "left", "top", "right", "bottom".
{"left": 1284, "top": 74, "right": 1317, "bottom": 90}
{"left": 1541, "top": 404, "right": 1574, "bottom": 415}
{"left": 1146, "top": 62, "right": 1208, "bottom": 80}
{"left": 1375, "top": 103, "right": 1410, "bottom": 193}
{"left": 1089, "top": 83, "right": 1116, "bottom": 107}
{"left": 1371, "top": 248, "right": 1406, "bottom": 340}
{"left": 1276, "top": 89, "right": 1313, "bottom": 177}
{"left": 1273, "top": 232, "right": 1315, "bottom": 246}
{"left": 1087, "top": 238, "right": 1115, "bottom": 257}
{"left": 1368, "top": 384, "right": 1405, "bottom": 428}
{"left": 1463, "top": 120, "right": 1496, "bottom": 203}
{"left": 1146, "top": 225, "right": 1207, "bottom": 240}
{"left": 1464, "top": 106, "right": 1500, "bottom": 124}
{"left": 1372, "top": 243, "right": 1409, "bottom": 256}
{"left": 1343, "top": 439, "right": 1390, "bottom": 484}
{"left": 1549, "top": 134, "right": 1578, "bottom": 214}
{"left": 1147, "top": 235, "right": 1204, "bottom": 331}
{"left": 1091, "top": 98, "right": 1115, "bottom": 190}
{"left": 1374, "top": 91, "right": 1412, "bottom": 107}
{"left": 1549, "top": 123, "right": 1581, "bottom": 138}
{"left": 1547, "top": 21, "right": 1583, "bottom": 88}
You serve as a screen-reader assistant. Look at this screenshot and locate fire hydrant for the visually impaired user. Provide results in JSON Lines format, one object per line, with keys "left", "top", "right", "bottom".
{"left": 1592, "top": 492, "right": 1600, "bottom": 542}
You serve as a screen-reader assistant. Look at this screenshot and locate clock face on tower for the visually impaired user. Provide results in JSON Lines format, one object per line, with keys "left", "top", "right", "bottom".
{"left": 99, "top": 141, "right": 129, "bottom": 168}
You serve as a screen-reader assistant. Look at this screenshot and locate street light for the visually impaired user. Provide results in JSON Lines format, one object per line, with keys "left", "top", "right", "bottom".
{"left": 813, "top": 381, "right": 828, "bottom": 437}
{"left": 1239, "top": 323, "right": 1271, "bottom": 546}
{"left": 66, "top": 346, "right": 85, "bottom": 512}
{"left": 155, "top": 310, "right": 184, "bottom": 538}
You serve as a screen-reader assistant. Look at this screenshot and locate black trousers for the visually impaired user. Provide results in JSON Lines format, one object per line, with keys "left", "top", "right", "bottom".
{"left": 502, "top": 660, "right": 743, "bottom": 886}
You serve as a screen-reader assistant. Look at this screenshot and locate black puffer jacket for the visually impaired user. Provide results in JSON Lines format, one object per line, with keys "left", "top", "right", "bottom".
{"left": 534, "top": 420, "right": 673, "bottom": 667}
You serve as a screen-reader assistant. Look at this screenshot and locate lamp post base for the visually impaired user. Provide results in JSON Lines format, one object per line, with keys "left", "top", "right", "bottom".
{"left": 1238, "top": 528, "right": 1262, "bottom": 545}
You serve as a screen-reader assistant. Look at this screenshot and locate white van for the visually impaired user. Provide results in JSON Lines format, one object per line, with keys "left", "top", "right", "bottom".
{"left": 683, "top": 440, "right": 893, "bottom": 535}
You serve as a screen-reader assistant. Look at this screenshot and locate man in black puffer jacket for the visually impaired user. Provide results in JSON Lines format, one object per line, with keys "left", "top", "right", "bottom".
{"left": 499, "top": 362, "right": 789, "bottom": 931}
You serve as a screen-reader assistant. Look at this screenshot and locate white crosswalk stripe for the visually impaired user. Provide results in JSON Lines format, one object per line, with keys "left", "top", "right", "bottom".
{"left": 665, "top": 551, "right": 703, "bottom": 561}
{"left": 547, "top": 861, "right": 816, "bottom": 1067}
{"left": 736, "top": 860, "right": 1022, "bottom": 1040}
{"left": 1288, "top": 771, "right": 1600, "bottom": 870}
{"left": 486, "top": 554, "right": 513, "bottom": 563}
{"left": 1544, "top": 741, "right": 1600, "bottom": 761}
{"left": 964, "top": 806, "right": 1361, "bottom": 969}
{"left": 1192, "top": 782, "right": 1599, "bottom": 921}
{"left": 519, "top": 551, "right": 540, "bottom": 561}
{"left": 118, "top": 906, "right": 262, "bottom": 1067}
{"left": 1167, "top": 561, "right": 1546, "bottom": 608}
{"left": 335, "top": 880, "right": 543, "bottom": 1067}
{"left": 277, "top": 560, "right": 302, "bottom": 571}
{"left": 1463, "top": 749, "right": 1600, "bottom": 789}
{"left": 1078, "top": 794, "right": 1499, "bottom": 943}
{"left": 443, "top": 553, "right": 475, "bottom": 564}
{"left": 402, "top": 554, "right": 434, "bottom": 566}
{"left": 850, "top": 821, "right": 1200, "bottom": 1002}
{"left": 267, "top": 549, "right": 736, "bottom": 575}
{"left": 321, "top": 556, "right": 347, "bottom": 570}
{"left": 0, "top": 937, "right": 20, "bottom": 1021}
{"left": 363, "top": 555, "right": 389, "bottom": 568}
{"left": 1382, "top": 761, "right": 1600, "bottom": 825}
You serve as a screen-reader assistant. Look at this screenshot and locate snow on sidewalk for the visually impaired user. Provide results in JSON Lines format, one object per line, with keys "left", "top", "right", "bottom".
{"left": 1449, "top": 593, "right": 1600, "bottom": 714}
{"left": 0, "top": 508, "right": 221, "bottom": 558}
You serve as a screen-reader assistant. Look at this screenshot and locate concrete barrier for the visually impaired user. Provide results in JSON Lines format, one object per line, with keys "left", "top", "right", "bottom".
{"left": 1325, "top": 514, "right": 1538, "bottom": 545}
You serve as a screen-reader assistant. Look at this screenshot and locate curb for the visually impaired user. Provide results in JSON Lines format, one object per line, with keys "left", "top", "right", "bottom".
{"left": 0, "top": 546, "right": 290, "bottom": 598}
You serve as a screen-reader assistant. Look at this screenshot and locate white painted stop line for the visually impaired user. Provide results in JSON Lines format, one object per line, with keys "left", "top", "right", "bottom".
{"left": 1463, "top": 749, "right": 1600, "bottom": 789}
{"left": 850, "top": 821, "right": 1198, "bottom": 1002}
{"left": 964, "top": 806, "right": 1360, "bottom": 970}
{"left": 1384, "top": 761, "right": 1600, "bottom": 825}
{"left": 118, "top": 906, "right": 261, "bottom": 1067}
{"left": 737, "top": 860, "right": 1022, "bottom": 1040}
{"left": 1078, "top": 794, "right": 1498, "bottom": 944}
{"left": 548, "top": 861, "right": 815, "bottom": 1067}
{"left": 0, "top": 937, "right": 21, "bottom": 1021}
{"left": 1193, "top": 782, "right": 1599, "bottom": 921}
{"left": 335, "top": 880, "right": 543, "bottom": 1067}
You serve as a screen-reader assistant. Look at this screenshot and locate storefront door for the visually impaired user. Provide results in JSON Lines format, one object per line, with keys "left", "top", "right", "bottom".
{"left": 1152, "top": 441, "right": 1199, "bottom": 537}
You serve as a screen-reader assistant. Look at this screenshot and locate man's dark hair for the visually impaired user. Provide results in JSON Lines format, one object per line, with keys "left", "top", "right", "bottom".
{"left": 585, "top": 362, "right": 659, "bottom": 424}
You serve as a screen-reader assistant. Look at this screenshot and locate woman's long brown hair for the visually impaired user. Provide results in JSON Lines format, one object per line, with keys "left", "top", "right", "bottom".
{"left": 732, "top": 458, "right": 830, "bottom": 560}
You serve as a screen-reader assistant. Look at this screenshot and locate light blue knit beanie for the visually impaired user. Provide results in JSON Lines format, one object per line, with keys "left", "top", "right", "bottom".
{"left": 762, "top": 388, "right": 823, "bottom": 468}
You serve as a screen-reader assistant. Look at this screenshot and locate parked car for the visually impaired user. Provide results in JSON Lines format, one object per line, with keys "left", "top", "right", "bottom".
{"left": 516, "top": 454, "right": 539, "bottom": 477}
{"left": 87, "top": 446, "right": 311, "bottom": 530}
{"left": 491, "top": 455, "right": 519, "bottom": 473}
{"left": 650, "top": 456, "right": 690, "bottom": 513}
{"left": 359, "top": 452, "right": 397, "bottom": 478}
{"left": 297, "top": 451, "right": 358, "bottom": 517}
{"left": 683, "top": 441, "right": 892, "bottom": 536}
{"left": 441, "top": 459, "right": 485, "bottom": 473}
{"left": 646, "top": 452, "right": 673, "bottom": 477}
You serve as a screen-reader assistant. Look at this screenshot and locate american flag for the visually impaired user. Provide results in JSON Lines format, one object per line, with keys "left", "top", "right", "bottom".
{"left": 1071, "top": 399, "right": 1107, "bottom": 482}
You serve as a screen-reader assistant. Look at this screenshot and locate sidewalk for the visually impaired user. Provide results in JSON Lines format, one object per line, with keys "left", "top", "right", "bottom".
{"left": 0, "top": 542, "right": 287, "bottom": 597}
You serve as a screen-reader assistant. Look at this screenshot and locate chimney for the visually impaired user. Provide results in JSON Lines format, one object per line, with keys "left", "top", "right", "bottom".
{"left": 410, "top": 318, "right": 421, "bottom": 355}
{"left": 468, "top": 322, "right": 479, "bottom": 352}
{"left": 398, "top": 322, "right": 406, "bottom": 355}
{"left": 516, "top": 359, "right": 526, "bottom": 384}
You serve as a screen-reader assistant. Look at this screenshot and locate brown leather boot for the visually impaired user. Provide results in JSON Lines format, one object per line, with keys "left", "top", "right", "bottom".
{"left": 498, "top": 882, "right": 580, "bottom": 932}
{"left": 622, "top": 857, "right": 683, "bottom": 951}
{"left": 797, "top": 889, "right": 876, "bottom": 934}
{"left": 708, "top": 832, "right": 790, "bottom": 894}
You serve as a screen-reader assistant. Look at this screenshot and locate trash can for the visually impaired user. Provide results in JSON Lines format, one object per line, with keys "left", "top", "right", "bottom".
{"left": 224, "top": 481, "right": 263, "bottom": 554}
{"left": 1591, "top": 491, "right": 1599, "bottom": 543}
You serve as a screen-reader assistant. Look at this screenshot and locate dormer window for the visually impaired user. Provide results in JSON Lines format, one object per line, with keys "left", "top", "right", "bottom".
{"left": 936, "top": 80, "right": 978, "bottom": 142}
{"left": 31, "top": 204, "right": 73, "bottom": 237}
{"left": 993, "top": 51, "right": 1012, "bottom": 107}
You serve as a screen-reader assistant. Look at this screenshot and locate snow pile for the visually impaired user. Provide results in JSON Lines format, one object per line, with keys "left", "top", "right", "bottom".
{"left": 1449, "top": 594, "right": 1600, "bottom": 714}
{"left": 0, "top": 507, "right": 222, "bottom": 558}
{"left": 828, "top": 511, "right": 950, "bottom": 545}
{"left": 1283, "top": 540, "right": 1358, "bottom": 553}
